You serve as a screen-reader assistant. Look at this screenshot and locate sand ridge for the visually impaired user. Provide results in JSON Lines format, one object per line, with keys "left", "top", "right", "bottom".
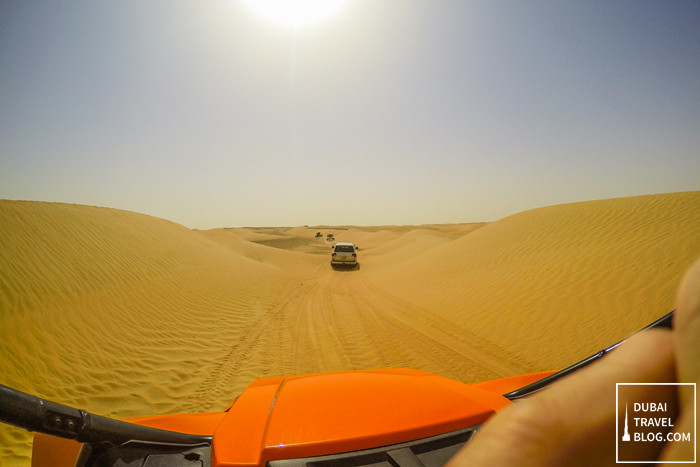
{"left": 367, "top": 192, "right": 700, "bottom": 367}
{"left": 1, "top": 193, "right": 699, "bottom": 465}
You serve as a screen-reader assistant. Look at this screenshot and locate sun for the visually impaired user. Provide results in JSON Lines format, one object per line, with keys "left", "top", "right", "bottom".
{"left": 243, "top": 0, "right": 348, "bottom": 27}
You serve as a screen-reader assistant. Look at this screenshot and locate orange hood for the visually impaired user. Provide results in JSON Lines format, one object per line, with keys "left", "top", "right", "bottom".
{"left": 211, "top": 368, "right": 510, "bottom": 467}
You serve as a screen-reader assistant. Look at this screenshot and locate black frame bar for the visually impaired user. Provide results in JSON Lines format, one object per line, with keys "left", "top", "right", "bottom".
{"left": 503, "top": 310, "right": 674, "bottom": 400}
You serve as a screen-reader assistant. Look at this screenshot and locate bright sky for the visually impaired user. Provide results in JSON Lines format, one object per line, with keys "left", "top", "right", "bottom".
{"left": 1, "top": 1, "right": 698, "bottom": 229}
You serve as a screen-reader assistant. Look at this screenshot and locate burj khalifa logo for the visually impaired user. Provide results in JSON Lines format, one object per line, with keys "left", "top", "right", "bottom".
{"left": 622, "top": 403, "right": 631, "bottom": 441}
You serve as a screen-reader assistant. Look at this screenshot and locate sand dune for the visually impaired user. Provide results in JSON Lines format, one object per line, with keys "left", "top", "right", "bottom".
{"left": 0, "top": 202, "right": 308, "bottom": 463}
{"left": 368, "top": 192, "right": 700, "bottom": 368}
{"left": 361, "top": 229, "right": 460, "bottom": 266}
{"left": 1, "top": 193, "right": 699, "bottom": 465}
{"left": 198, "top": 229, "right": 321, "bottom": 275}
{"left": 335, "top": 229, "right": 403, "bottom": 250}
{"left": 225, "top": 228, "right": 287, "bottom": 242}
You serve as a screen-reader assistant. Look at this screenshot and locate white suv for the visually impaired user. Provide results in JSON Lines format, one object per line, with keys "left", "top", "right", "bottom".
{"left": 331, "top": 242, "right": 358, "bottom": 266}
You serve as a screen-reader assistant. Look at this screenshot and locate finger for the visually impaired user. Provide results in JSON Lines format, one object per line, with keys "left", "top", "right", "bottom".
{"left": 660, "top": 256, "right": 700, "bottom": 464}
{"left": 448, "top": 329, "right": 675, "bottom": 467}
{"left": 673, "top": 256, "right": 700, "bottom": 405}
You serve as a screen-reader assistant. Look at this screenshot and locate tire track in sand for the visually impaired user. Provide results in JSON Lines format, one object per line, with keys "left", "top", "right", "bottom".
{"left": 191, "top": 261, "right": 538, "bottom": 411}
{"left": 351, "top": 274, "right": 539, "bottom": 380}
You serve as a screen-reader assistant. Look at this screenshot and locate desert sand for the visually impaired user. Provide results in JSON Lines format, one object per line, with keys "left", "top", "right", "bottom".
{"left": 1, "top": 192, "right": 699, "bottom": 465}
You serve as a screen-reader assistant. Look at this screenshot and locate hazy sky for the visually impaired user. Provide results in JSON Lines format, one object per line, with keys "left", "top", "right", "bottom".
{"left": 1, "top": 1, "right": 698, "bottom": 229}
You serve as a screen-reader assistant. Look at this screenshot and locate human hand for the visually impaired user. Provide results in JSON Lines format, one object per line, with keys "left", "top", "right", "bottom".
{"left": 447, "top": 257, "right": 700, "bottom": 466}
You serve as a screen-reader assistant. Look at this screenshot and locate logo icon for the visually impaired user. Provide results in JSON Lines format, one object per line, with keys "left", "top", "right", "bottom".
{"left": 622, "top": 403, "right": 631, "bottom": 442}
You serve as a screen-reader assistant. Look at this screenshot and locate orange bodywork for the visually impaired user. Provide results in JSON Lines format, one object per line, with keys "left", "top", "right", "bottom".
{"left": 31, "top": 368, "right": 547, "bottom": 467}
{"left": 32, "top": 434, "right": 82, "bottom": 467}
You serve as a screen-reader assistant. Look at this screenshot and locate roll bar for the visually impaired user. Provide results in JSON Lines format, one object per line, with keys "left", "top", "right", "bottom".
{"left": 503, "top": 310, "right": 674, "bottom": 400}
{"left": 0, "top": 384, "right": 211, "bottom": 447}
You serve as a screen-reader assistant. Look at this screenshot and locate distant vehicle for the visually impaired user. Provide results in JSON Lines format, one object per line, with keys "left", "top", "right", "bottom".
{"left": 326, "top": 234, "right": 334, "bottom": 241}
{"left": 331, "top": 242, "right": 358, "bottom": 266}
{"left": 315, "top": 232, "right": 323, "bottom": 238}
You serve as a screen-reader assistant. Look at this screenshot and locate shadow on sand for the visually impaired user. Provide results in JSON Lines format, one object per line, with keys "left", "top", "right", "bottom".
{"left": 331, "top": 263, "right": 361, "bottom": 272}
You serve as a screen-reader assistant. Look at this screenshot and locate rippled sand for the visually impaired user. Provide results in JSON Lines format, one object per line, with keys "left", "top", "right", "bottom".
{"left": 1, "top": 192, "right": 699, "bottom": 465}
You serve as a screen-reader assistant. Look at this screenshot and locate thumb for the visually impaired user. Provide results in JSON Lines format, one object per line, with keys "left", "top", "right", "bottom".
{"left": 660, "top": 256, "right": 700, "bottom": 464}
{"left": 672, "top": 257, "right": 700, "bottom": 405}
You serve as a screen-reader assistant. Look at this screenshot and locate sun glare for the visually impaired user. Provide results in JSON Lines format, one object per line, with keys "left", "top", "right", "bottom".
{"left": 244, "top": 0, "right": 348, "bottom": 27}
